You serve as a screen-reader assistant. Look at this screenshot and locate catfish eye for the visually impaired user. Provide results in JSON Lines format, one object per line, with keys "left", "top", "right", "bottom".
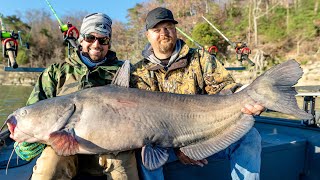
{"left": 20, "top": 110, "right": 27, "bottom": 117}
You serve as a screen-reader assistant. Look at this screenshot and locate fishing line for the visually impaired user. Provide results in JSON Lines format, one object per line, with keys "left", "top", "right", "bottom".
{"left": 5, "top": 142, "right": 19, "bottom": 174}
{"left": 0, "top": 119, "right": 9, "bottom": 133}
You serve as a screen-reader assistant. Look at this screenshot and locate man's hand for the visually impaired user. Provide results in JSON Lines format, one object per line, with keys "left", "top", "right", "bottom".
{"left": 174, "top": 149, "right": 208, "bottom": 167}
{"left": 241, "top": 104, "right": 265, "bottom": 116}
{"left": 235, "top": 84, "right": 265, "bottom": 116}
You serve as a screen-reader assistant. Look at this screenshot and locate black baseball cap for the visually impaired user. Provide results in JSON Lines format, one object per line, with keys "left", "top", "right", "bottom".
{"left": 145, "top": 7, "right": 178, "bottom": 30}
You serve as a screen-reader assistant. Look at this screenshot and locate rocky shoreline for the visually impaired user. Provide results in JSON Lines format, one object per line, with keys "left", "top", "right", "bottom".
{"left": 0, "top": 61, "right": 319, "bottom": 87}
{"left": 229, "top": 60, "right": 320, "bottom": 87}
{"left": 0, "top": 65, "right": 39, "bottom": 86}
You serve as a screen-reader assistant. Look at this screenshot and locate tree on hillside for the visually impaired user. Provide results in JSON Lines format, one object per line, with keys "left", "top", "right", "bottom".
{"left": 251, "top": 0, "right": 280, "bottom": 46}
{"left": 24, "top": 10, "right": 65, "bottom": 67}
{"left": 112, "top": 21, "right": 133, "bottom": 61}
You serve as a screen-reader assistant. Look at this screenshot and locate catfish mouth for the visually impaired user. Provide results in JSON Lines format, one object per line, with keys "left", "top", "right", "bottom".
{"left": 7, "top": 115, "right": 17, "bottom": 141}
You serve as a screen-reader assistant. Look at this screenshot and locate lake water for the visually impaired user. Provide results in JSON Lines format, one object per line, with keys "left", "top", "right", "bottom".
{"left": 0, "top": 85, "right": 33, "bottom": 128}
{"left": 0, "top": 85, "right": 319, "bottom": 128}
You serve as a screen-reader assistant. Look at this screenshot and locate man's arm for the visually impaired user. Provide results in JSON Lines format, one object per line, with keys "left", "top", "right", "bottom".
{"left": 26, "top": 64, "right": 58, "bottom": 105}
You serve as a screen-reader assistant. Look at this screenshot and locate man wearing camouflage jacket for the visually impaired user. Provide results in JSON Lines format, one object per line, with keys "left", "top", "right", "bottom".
{"left": 15, "top": 13, "right": 139, "bottom": 180}
{"left": 131, "top": 7, "right": 264, "bottom": 180}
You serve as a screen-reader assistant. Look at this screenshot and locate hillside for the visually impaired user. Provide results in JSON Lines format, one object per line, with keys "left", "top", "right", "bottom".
{"left": 1, "top": 60, "right": 319, "bottom": 87}
{"left": 0, "top": 0, "right": 319, "bottom": 86}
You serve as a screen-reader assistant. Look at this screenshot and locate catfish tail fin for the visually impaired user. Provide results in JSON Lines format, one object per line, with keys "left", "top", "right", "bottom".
{"left": 245, "top": 59, "right": 313, "bottom": 119}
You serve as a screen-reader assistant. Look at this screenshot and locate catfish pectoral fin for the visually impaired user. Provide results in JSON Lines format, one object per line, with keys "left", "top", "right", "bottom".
{"left": 180, "top": 115, "right": 255, "bottom": 160}
{"left": 48, "top": 130, "right": 79, "bottom": 156}
{"left": 141, "top": 144, "right": 169, "bottom": 170}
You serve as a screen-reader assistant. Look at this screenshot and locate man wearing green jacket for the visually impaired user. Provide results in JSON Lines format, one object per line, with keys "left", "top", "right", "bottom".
{"left": 15, "top": 12, "right": 139, "bottom": 180}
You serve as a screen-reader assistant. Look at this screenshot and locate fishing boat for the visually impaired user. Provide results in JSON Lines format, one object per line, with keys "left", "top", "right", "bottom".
{"left": 0, "top": 88, "right": 319, "bottom": 180}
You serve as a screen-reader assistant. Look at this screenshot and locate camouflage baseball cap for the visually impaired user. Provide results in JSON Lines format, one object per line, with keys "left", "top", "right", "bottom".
{"left": 145, "top": 7, "right": 178, "bottom": 30}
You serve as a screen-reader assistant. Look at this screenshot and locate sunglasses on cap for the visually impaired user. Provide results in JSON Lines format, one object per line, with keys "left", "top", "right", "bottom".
{"left": 82, "top": 34, "right": 110, "bottom": 45}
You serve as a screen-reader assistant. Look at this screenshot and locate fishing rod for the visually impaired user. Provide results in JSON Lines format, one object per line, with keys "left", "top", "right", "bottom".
{"left": 175, "top": 27, "right": 225, "bottom": 65}
{"left": 202, "top": 16, "right": 255, "bottom": 66}
{"left": 44, "top": 0, "right": 79, "bottom": 57}
{"left": 0, "top": 14, "right": 19, "bottom": 69}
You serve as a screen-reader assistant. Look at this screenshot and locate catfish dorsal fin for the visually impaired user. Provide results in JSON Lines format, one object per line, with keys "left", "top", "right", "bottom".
{"left": 180, "top": 115, "right": 254, "bottom": 160}
{"left": 49, "top": 129, "right": 79, "bottom": 156}
{"left": 111, "top": 60, "right": 130, "bottom": 88}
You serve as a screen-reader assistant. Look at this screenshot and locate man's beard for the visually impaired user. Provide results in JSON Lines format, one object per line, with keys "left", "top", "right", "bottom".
{"left": 158, "top": 37, "right": 175, "bottom": 54}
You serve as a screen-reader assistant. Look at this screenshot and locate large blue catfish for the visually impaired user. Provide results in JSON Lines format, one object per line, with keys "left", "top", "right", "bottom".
{"left": 5, "top": 60, "right": 312, "bottom": 170}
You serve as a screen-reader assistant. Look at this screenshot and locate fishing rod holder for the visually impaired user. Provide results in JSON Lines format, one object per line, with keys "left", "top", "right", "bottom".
{"left": 62, "top": 23, "right": 79, "bottom": 38}
{"left": 208, "top": 45, "right": 218, "bottom": 56}
{"left": 1, "top": 32, "right": 19, "bottom": 68}
{"left": 1, "top": 17, "right": 33, "bottom": 71}
{"left": 2, "top": 38, "right": 18, "bottom": 57}
{"left": 62, "top": 23, "right": 79, "bottom": 43}
{"left": 61, "top": 23, "right": 80, "bottom": 57}
{"left": 1, "top": 30, "right": 19, "bottom": 40}
{"left": 235, "top": 42, "right": 255, "bottom": 66}
{"left": 303, "top": 96, "right": 319, "bottom": 127}
{"left": 297, "top": 93, "right": 320, "bottom": 127}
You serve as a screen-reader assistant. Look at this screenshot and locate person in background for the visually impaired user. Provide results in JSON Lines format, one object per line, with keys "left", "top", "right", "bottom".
{"left": 13, "top": 12, "right": 139, "bottom": 180}
{"left": 131, "top": 7, "right": 264, "bottom": 180}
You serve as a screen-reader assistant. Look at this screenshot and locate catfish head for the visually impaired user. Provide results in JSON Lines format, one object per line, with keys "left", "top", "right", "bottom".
{"left": 6, "top": 97, "right": 75, "bottom": 144}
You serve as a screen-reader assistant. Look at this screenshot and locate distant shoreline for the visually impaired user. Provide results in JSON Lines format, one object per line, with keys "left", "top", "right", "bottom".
{"left": 1, "top": 62, "right": 320, "bottom": 87}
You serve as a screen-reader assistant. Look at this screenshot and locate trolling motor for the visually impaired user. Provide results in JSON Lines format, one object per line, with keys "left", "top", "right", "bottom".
{"left": 0, "top": 15, "right": 19, "bottom": 69}
{"left": 45, "top": 0, "right": 80, "bottom": 57}
{"left": 202, "top": 16, "right": 255, "bottom": 67}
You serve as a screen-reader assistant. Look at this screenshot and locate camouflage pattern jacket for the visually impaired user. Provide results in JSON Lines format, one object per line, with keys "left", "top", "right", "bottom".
{"left": 131, "top": 39, "right": 238, "bottom": 95}
{"left": 27, "top": 49, "right": 123, "bottom": 105}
